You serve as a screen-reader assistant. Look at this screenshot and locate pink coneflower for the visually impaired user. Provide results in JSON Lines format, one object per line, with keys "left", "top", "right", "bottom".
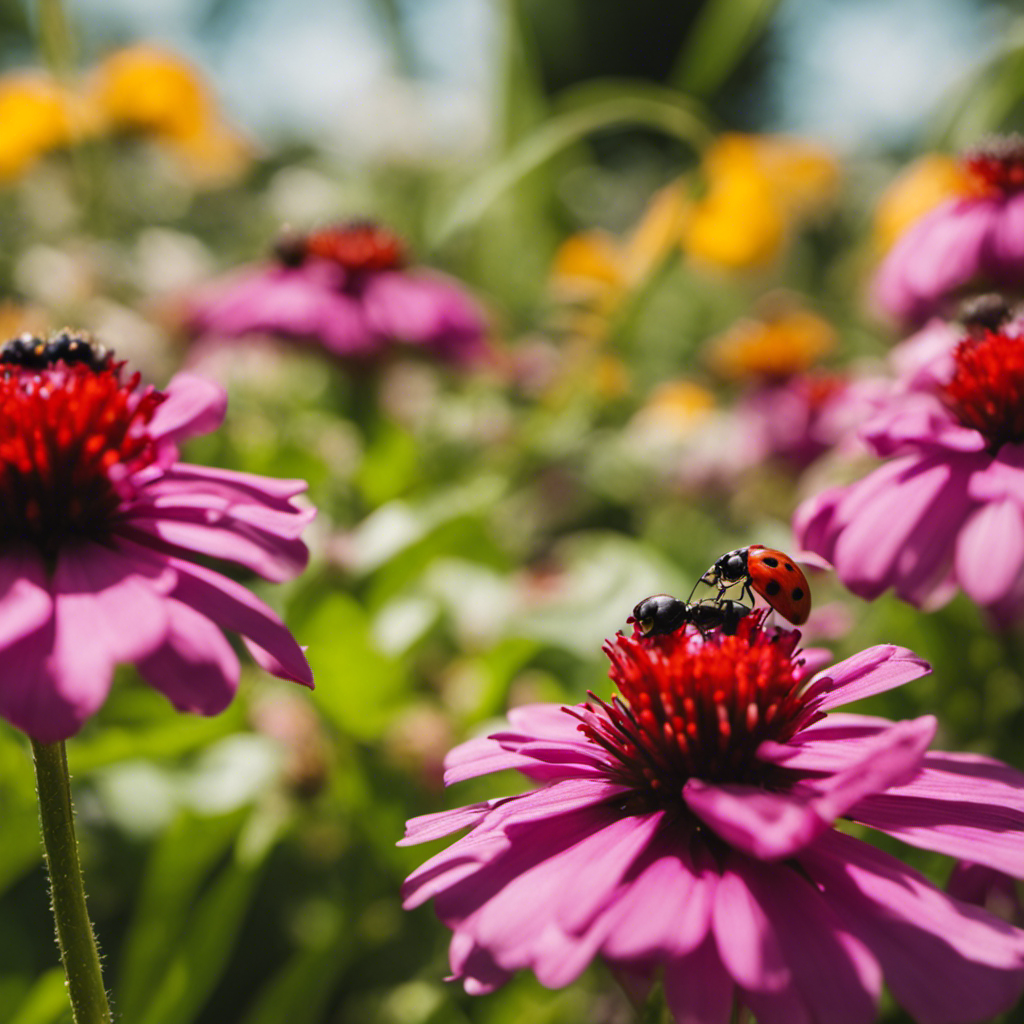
{"left": 402, "top": 613, "right": 1024, "bottom": 1023}
{"left": 0, "top": 330, "right": 313, "bottom": 742}
{"left": 796, "top": 326, "right": 1024, "bottom": 622}
{"left": 184, "top": 221, "right": 489, "bottom": 365}
{"left": 736, "top": 371, "right": 883, "bottom": 470}
{"left": 874, "top": 136, "right": 1024, "bottom": 325}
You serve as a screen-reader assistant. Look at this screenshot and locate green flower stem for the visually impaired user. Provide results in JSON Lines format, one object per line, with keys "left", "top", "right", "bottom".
{"left": 31, "top": 739, "right": 112, "bottom": 1024}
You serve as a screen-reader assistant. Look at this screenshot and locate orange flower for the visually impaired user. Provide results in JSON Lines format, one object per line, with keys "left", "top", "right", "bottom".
{"left": 706, "top": 298, "right": 836, "bottom": 382}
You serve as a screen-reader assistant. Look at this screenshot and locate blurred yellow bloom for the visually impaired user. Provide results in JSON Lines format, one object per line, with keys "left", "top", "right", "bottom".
{"left": 91, "top": 44, "right": 249, "bottom": 182}
{"left": 706, "top": 299, "right": 836, "bottom": 381}
{"left": 683, "top": 134, "right": 839, "bottom": 270}
{"left": 0, "top": 72, "right": 95, "bottom": 180}
{"left": 632, "top": 379, "right": 715, "bottom": 438}
{"left": 550, "top": 182, "right": 689, "bottom": 325}
{"left": 873, "top": 154, "right": 971, "bottom": 253}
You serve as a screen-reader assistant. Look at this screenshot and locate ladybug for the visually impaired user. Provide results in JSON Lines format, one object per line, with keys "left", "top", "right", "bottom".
{"left": 697, "top": 545, "right": 811, "bottom": 625}
{"left": 630, "top": 594, "right": 751, "bottom": 638}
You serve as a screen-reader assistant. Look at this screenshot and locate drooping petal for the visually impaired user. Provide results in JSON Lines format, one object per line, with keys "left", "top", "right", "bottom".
{"left": 0, "top": 546, "right": 52, "bottom": 649}
{"left": 955, "top": 498, "right": 1024, "bottom": 606}
{"left": 663, "top": 936, "right": 735, "bottom": 1024}
{"left": 121, "top": 541, "right": 312, "bottom": 686}
{"left": 684, "top": 780, "right": 826, "bottom": 860}
{"left": 600, "top": 834, "right": 716, "bottom": 960}
{"left": 802, "top": 830, "right": 1024, "bottom": 1024}
{"left": 736, "top": 855, "right": 881, "bottom": 1024}
{"left": 135, "top": 597, "right": 239, "bottom": 715}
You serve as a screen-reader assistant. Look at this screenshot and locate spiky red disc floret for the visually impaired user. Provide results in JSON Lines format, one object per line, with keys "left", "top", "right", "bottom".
{"left": 942, "top": 329, "right": 1024, "bottom": 450}
{"left": 569, "top": 613, "right": 820, "bottom": 804}
{"left": 962, "top": 135, "right": 1024, "bottom": 195}
{"left": 0, "top": 362, "right": 165, "bottom": 554}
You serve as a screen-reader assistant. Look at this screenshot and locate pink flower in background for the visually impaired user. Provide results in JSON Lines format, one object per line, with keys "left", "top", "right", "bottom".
{"left": 736, "top": 371, "right": 886, "bottom": 469}
{"left": 874, "top": 136, "right": 1024, "bottom": 325}
{"left": 0, "top": 331, "right": 313, "bottom": 742}
{"left": 184, "top": 221, "right": 490, "bottom": 366}
{"left": 402, "top": 613, "right": 1024, "bottom": 1023}
{"left": 796, "top": 327, "right": 1024, "bottom": 622}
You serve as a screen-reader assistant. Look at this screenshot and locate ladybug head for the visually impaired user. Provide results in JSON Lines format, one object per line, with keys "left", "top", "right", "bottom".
{"left": 705, "top": 547, "right": 750, "bottom": 585}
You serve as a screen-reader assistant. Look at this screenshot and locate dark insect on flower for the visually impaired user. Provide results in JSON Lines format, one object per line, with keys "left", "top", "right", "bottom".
{"left": 697, "top": 544, "right": 811, "bottom": 625}
{"left": 0, "top": 330, "right": 110, "bottom": 372}
{"left": 958, "top": 294, "right": 1015, "bottom": 336}
{"left": 630, "top": 594, "right": 751, "bottom": 637}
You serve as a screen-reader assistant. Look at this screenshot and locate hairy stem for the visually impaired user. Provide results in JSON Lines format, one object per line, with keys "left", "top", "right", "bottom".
{"left": 32, "top": 739, "right": 112, "bottom": 1024}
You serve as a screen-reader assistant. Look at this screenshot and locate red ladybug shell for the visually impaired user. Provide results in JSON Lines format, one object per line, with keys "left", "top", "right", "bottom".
{"left": 745, "top": 545, "right": 811, "bottom": 625}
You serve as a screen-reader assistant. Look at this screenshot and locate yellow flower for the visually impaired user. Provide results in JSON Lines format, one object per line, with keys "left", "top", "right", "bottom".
{"left": 91, "top": 45, "right": 249, "bottom": 181}
{"left": 631, "top": 379, "right": 715, "bottom": 439}
{"left": 0, "top": 72, "right": 94, "bottom": 180}
{"left": 873, "top": 154, "right": 971, "bottom": 253}
{"left": 683, "top": 134, "right": 839, "bottom": 270}
{"left": 550, "top": 182, "right": 689, "bottom": 323}
{"left": 706, "top": 298, "right": 836, "bottom": 381}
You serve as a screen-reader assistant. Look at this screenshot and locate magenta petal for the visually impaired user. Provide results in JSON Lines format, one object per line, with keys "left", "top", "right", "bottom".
{"left": 848, "top": 751, "right": 1024, "bottom": 877}
{"left": 362, "top": 270, "right": 487, "bottom": 361}
{"left": 806, "top": 715, "right": 936, "bottom": 821}
{"left": 600, "top": 837, "right": 715, "bottom": 959}
{"left": 804, "top": 644, "right": 931, "bottom": 712}
{"left": 128, "top": 546, "right": 312, "bottom": 687}
{"left": 802, "top": 830, "right": 1024, "bottom": 1024}
{"left": 443, "top": 736, "right": 544, "bottom": 785}
{"left": 685, "top": 780, "right": 825, "bottom": 860}
{"left": 153, "top": 463, "right": 309, "bottom": 508}
{"left": 0, "top": 612, "right": 64, "bottom": 741}
{"left": 448, "top": 932, "right": 513, "bottom": 994}
{"left": 135, "top": 598, "right": 239, "bottom": 715}
{"left": 955, "top": 498, "right": 1024, "bottom": 606}
{"left": 712, "top": 863, "right": 791, "bottom": 992}
{"left": 0, "top": 546, "right": 52, "bottom": 648}
{"left": 663, "top": 937, "right": 734, "bottom": 1024}
{"left": 123, "top": 514, "right": 309, "bottom": 583}
{"left": 148, "top": 373, "right": 227, "bottom": 447}
{"left": 737, "top": 857, "right": 881, "bottom": 1024}
{"left": 400, "top": 802, "right": 497, "bottom": 846}
{"left": 53, "top": 542, "right": 173, "bottom": 666}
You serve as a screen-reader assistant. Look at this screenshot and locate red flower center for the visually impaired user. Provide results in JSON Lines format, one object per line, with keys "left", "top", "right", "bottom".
{"left": 962, "top": 136, "right": 1024, "bottom": 195}
{"left": 277, "top": 222, "right": 406, "bottom": 273}
{"left": 571, "top": 614, "right": 819, "bottom": 806}
{"left": 0, "top": 362, "right": 165, "bottom": 556}
{"left": 942, "top": 329, "right": 1024, "bottom": 449}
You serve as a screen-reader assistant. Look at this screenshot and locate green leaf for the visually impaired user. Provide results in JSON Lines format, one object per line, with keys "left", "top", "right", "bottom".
{"left": 670, "top": 0, "right": 782, "bottom": 97}
{"left": 116, "top": 809, "right": 248, "bottom": 1021}
{"left": 133, "top": 809, "right": 287, "bottom": 1024}
{"left": 431, "top": 81, "right": 711, "bottom": 246}
{"left": 305, "top": 594, "right": 411, "bottom": 741}
{"left": 9, "top": 968, "right": 70, "bottom": 1024}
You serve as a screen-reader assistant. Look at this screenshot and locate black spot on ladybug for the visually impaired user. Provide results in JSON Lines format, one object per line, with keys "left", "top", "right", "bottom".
{"left": 784, "top": 562, "right": 794, "bottom": 571}
{"left": 762, "top": 556, "right": 779, "bottom": 568}
{"left": 792, "top": 587, "right": 805, "bottom": 601}
{"left": 764, "top": 580, "right": 782, "bottom": 596}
